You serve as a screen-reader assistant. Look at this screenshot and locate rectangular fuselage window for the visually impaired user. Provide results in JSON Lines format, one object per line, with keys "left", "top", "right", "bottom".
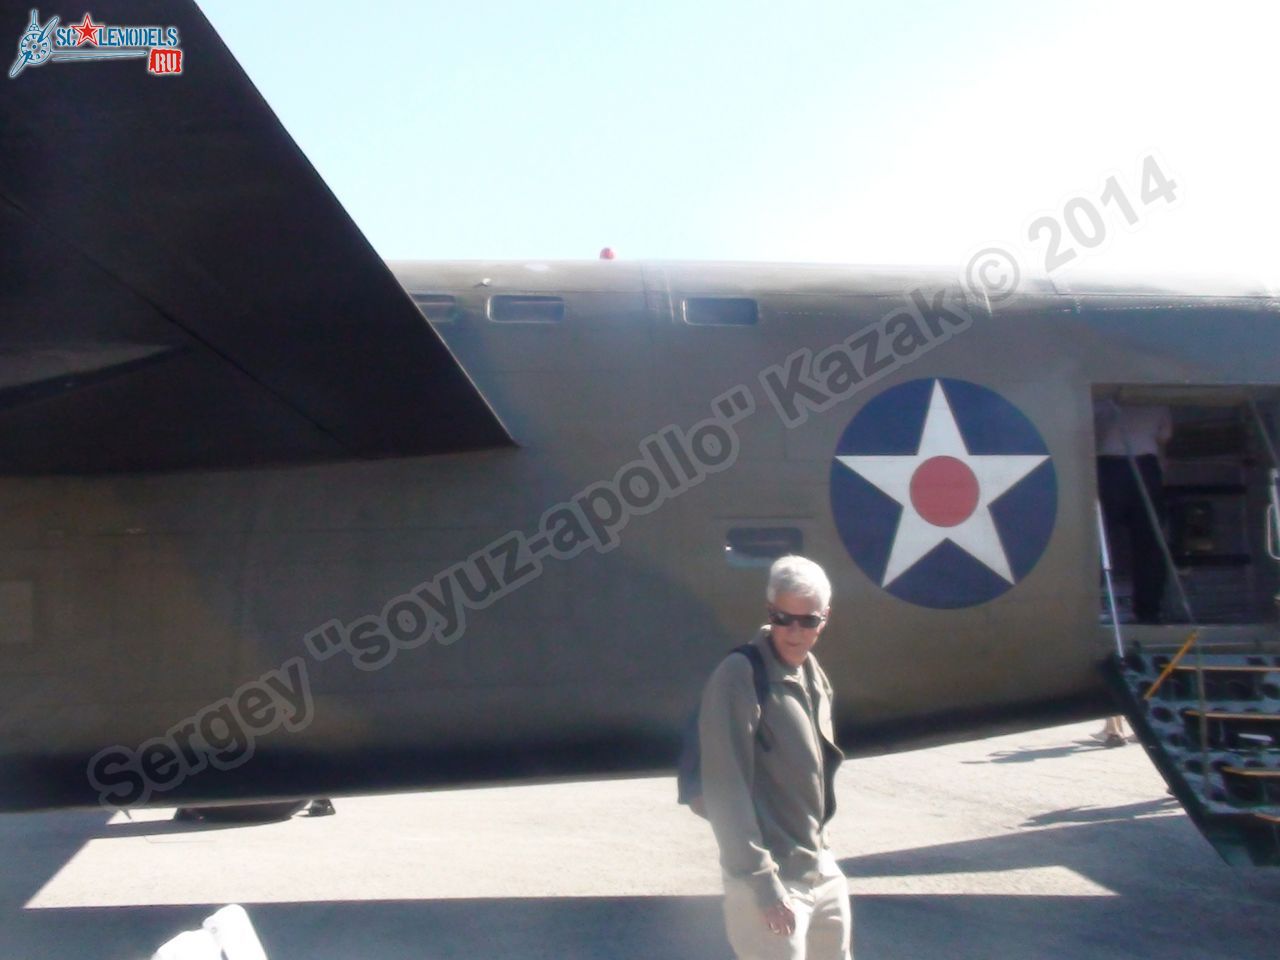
{"left": 725, "top": 527, "right": 803, "bottom": 568}
{"left": 412, "top": 294, "right": 458, "bottom": 323}
{"left": 489, "top": 295, "right": 565, "bottom": 324}
{"left": 682, "top": 297, "right": 758, "bottom": 326}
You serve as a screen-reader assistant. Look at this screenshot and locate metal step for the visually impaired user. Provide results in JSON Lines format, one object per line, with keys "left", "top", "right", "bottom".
{"left": 1220, "top": 766, "right": 1280, "bottom": 805}
{"left": 1104, "top": 644, "right": 1280, "bottom": 866}
{"left": 1179, "top": 710, "right": 1280, "bottom": 750}
{"left": 1160, "top": 666, "right": 1280, "bottom": 702}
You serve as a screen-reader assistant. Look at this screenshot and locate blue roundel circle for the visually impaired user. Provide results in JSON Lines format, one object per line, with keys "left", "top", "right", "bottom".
{"left": 829, "top": 378, "right": 1057, "bottom": 609}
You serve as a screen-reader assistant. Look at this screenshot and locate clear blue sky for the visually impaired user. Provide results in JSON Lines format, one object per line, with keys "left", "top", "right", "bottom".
{"left": 200, "top": 1, "right": 1278, "bottom": 282}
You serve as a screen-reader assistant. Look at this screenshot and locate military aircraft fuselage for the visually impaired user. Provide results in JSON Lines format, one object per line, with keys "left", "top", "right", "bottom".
{"left": 1, "top": 260, "right": 1277, "bottom": 810}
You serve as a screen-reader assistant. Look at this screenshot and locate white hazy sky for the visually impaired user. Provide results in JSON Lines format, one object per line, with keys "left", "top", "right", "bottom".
{"left": 199, "top": 1, "right": 1279, "bottom": 283}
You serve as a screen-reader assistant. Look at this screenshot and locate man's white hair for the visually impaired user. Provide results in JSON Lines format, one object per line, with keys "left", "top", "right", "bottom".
{"left": 766, "top": 555, "right": 832, "bottom": 610}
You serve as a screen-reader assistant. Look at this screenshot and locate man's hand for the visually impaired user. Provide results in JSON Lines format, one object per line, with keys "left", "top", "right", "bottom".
{"left": 763, "top": 898, "right": 796, "bottom": 936}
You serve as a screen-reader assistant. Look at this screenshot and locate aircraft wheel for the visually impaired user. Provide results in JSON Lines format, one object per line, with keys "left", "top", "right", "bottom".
{"left": 176, "top": 800, "right": 309, "bottom": 823}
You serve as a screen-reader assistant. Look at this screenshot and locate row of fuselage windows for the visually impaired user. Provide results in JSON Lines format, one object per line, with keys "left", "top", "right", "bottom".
{"left": 412, "top": 294, "right": 758, "bottom": 326}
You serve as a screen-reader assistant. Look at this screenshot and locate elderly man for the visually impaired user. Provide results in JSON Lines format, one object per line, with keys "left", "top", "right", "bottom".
{"left": 699, "top": 555, "right": 851, "bottom": 960}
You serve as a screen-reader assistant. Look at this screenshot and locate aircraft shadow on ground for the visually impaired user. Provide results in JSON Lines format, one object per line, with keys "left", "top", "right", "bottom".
{"left": 841, "top": 806, "right": 1280, "bottom": 960}
{"left": 2, "top": 896, "right": 731, "bottom": 960}
{"left": 5, "top": 806, "right": 1280, "bottom": 960}
{"left": 0, "top": 808, "right": 731, "bottom": 960}
{"left": 0, "top": 808, "right": 111, "bottom": 910}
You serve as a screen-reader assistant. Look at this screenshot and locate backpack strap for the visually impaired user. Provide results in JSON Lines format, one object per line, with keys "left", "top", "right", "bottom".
{"left": 735, "top": 644, "right": 769, "bottom": 708}
{"left": 729, "top": 643, "right": 771, "bottom": 747}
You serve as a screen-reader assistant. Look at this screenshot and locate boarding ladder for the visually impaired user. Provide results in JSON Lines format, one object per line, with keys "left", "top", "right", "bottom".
{"left": 1099, "top": 405, "right": 1280, "bottom": 866}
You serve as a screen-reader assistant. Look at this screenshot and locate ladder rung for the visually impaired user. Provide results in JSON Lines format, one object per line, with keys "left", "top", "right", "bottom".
{"left": 1253, "top": 812, "right": 1280, "bottom": 824}
{"left": 1221, "top": 767, "right": 1280, "bottom": 778}
{"left": 1172, "top": 665, "right": 1278, "bottom": 673}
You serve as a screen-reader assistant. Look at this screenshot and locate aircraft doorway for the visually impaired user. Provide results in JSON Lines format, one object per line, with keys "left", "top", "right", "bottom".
{"left": 1093, "top": 386, "right": 1280, "bottom": 627}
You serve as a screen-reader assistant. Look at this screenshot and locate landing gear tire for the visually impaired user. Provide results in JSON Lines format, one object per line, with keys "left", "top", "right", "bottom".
{"left": 175, "top": 800, "right": 309, "bottom": 823}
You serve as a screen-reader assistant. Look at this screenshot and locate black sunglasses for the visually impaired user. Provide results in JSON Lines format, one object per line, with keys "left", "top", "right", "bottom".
{"left": 768, "top": 608, "right": 825, "bottom": 629}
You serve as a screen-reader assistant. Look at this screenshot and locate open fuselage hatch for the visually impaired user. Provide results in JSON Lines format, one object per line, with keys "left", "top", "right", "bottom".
{"left": 1094, "top": 386, "right": 1280, "bottom": 628}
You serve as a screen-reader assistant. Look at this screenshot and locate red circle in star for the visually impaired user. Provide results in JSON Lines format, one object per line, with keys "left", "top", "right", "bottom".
{"left": 909, "top": 456, "right": 979, "bottom": 527}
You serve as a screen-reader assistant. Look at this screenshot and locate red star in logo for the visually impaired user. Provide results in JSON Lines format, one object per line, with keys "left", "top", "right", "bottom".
{"left": 71, "top": 12, "right": 102, "bottom": 46}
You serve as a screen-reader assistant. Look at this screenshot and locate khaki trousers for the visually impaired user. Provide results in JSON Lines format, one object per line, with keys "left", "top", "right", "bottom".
{"left": 721, "top": 870, "right": 853, "bottom": 960}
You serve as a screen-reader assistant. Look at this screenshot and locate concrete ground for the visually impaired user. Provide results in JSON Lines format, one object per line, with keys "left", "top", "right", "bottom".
{"left": 3, "top": 719, "right": 1279, "bottom": 959}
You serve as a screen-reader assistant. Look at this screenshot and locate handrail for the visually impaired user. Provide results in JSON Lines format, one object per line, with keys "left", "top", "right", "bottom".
{"left": 1105, "top": 398, "right": 1210, "bottom": 789}
{"left": 1096, "top": 500, "right": 1125, "bottom": 659}
{"left": 1143, "top": 628, "right": 1201, "bottom": 701}
{"left": 1267, "top": 470, "right": 1280, "bottom": 562}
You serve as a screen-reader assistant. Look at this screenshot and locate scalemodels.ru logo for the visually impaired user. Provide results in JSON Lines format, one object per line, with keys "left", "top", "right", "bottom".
{"left": 9, "top": 9, "right": 183, "bottom": 78}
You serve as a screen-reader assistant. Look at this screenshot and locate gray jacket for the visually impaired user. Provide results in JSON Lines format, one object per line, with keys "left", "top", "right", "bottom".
{"left": 698, "top": 627, "right": 844, "bottom": 908}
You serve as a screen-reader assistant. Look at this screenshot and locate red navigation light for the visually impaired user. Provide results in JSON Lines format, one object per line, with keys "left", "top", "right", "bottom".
{"left": 599, "top": 247, "right": 616, "bottom": 260}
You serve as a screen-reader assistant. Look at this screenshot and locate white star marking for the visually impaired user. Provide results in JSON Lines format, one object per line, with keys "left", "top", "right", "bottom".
{"left": 835, "top": 381, "right": 1048, "bottom": 587}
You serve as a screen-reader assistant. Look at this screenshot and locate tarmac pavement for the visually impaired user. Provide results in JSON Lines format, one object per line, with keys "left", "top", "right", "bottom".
{"left": 2, "top": 719, "right": 1279, "bottom": 959}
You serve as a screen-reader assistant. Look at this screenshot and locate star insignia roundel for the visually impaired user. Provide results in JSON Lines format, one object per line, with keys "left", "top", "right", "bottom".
{"left": 830, "top": 378, "right": 1057, "bottom": 609}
